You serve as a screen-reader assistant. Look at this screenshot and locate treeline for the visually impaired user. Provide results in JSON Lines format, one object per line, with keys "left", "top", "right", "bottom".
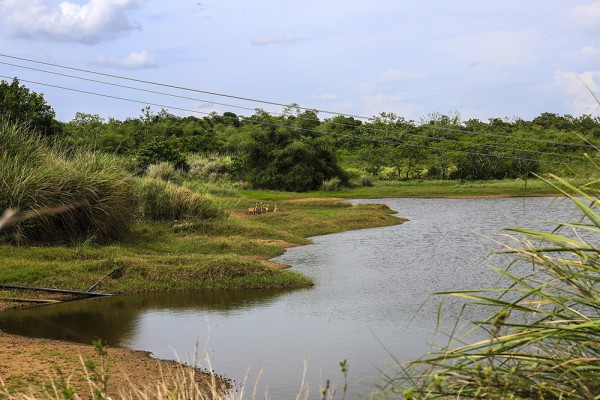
{"left": 4, "top": 78, "right": 600, "bottom": 191}
{"left": 61, "top": 107, "right": 600, "bottom": 186}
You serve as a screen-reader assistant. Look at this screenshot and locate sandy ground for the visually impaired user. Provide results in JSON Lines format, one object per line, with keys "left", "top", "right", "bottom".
{"left": 0, "top": 299, "right": 228, "bottom": 399}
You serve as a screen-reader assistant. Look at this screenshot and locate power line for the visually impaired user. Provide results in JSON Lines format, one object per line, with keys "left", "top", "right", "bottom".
{"left": 0, "top": 60, "right": 261, "bottom": 114}
{"left": 1, "top": 52, "right": 596, "bottom": 151}
{"left": 2, "top": 59, "right": 594, "bottom": 161}
{"left": 0, "top": 52, "right": 365, "bottom": 119}
{"left": 2, "top": 73, "right": 592, "bottom": 168}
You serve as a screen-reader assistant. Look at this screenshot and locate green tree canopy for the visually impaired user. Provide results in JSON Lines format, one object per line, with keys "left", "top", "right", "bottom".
{"left": 0, "top": 78, "right": 60, "bottom": 136}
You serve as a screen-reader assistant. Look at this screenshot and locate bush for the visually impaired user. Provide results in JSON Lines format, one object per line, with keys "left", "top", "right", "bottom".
{"left": 321, "top": 177, "right": 342, "bottom": 191}
{"left": 0, "top": 120, "right": 136, "bottom": 243}
{"left": 146, "top": 162, "right": 178, "bottom": 181}
{"left": 360, "top": 174, "right": 374, "bottom": 187}
{"left": 136, "top": 178, "right": 223, "bottom": 221}
{"left": 187, "top": 153, "right": 235, "bottom": 181}
{"left": 238, "top": 125, "right": 347, "bottom": 192}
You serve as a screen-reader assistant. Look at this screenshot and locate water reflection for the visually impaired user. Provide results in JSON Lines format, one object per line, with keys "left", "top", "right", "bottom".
{"left": 0, "top": 289, "right": 295, "bottom": 346}
{"left": 0, "top": 197, "right": 580, "bottom": 398}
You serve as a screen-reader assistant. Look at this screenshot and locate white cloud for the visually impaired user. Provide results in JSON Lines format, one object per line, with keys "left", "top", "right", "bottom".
{"left": 252, "top": 33, "right": 299, "bottom": 46}
{"left": 568, "top": 0, "right": 600, "bottom": 32}
{"left": 94, "top": 50, "right": 157, "bottom": 69}
{"left": 554, "top": 70, "right": 600, "bottom": 115}
{"left": 0, "top": 0, "right": 142, "bottom": 44}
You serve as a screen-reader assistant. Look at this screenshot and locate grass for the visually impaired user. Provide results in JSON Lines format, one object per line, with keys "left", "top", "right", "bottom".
{"left": 136, "top": 178, "right": 224, "bottom": 221}
{"left": 321, "top": 177, "right": 342, "bottom": 192}
{"left": 0, "top": 199, "right": 402, "bottom": 294}
{"left": 237, "top": 178, "right": 582, "bottom": 202}
{"left": 0, "top": 120, "right": 136, "bottom": 243}
{"left": 146, "top": 161, "right": 179, "bottom": 181}
{"left": 381, "top": 175, "right": 600, "bottom": 399}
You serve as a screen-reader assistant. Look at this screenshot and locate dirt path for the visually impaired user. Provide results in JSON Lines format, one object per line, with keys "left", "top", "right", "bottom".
{"left": 0, "top": 330, "right": 228, "bottom": 399}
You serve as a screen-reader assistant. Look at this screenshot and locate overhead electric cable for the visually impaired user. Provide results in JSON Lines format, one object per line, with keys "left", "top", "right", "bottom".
{"left": 0, "top": 52, "right": 365, "bottom": 119}
{"left": 0, "top": 60, "right": 260, "bottom": 114}
{"left": 1, "top": 52, "right": 596, "bottom": 151}
{"left": 3, "top": 73, "right": 592, "bottom": 168}
{"left": 1, "top": 61, "right": 596, "bottom": 159}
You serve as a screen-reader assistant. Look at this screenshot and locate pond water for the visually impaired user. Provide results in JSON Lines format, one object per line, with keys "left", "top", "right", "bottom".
{"left": 0, "top": 197, "right": 581, "bottom": 398}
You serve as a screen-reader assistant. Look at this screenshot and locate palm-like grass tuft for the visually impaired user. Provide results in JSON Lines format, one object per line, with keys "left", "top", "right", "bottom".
{"left": 386, "top": 176, "right": 600, "bottom": 399}
{"left": 0, "top": 120, "right": 136, "bottom": 243}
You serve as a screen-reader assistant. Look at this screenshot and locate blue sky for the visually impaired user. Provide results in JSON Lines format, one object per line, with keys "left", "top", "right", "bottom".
{"left": 1, "top": 0, "right": 599, "bottom": 122}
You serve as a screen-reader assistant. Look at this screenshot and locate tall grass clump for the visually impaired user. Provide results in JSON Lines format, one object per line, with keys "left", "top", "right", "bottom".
{"left": 321, "top": 177, "right": 342, "bottom": 192}
{"left": 146, "top": 161, "right": 179, "bottom": 181}
{"left": 183, "top": 181, "right": 239, "bottom": 197}
{"left": 385, "top": 176, "right": 600, "bottom": 399}
{"left": 360, "top": 174, "right": 374, "bottom": 187}
{"left": 137, "top": 178, "right": 223, "bottom": 221}
{"left": 0, "top": 120, "right": 136, "bottom": 243}
{"left": 187, "top": 153, "right": 235, "bottom": 181}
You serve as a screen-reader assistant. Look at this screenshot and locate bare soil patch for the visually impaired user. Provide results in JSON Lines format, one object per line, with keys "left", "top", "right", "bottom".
{"left": 0, "top": 330, "right": 228, "bottom": 399}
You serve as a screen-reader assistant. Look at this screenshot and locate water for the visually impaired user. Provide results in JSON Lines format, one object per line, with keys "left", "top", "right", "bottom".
{"left": 0, "top": 197, "right": 580, "bottom": 398}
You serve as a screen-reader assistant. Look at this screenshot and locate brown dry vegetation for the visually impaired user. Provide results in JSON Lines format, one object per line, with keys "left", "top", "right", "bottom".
{"left": 0, "top": 331, "right": 228, "bottom": 399}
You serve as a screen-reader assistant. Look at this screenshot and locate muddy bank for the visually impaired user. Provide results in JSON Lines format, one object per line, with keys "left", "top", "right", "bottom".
{"left": 0, "top": 330, "right": 228, "bottom": 398}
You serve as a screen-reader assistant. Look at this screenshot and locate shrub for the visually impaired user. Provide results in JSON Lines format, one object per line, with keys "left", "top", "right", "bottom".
{"left": 136, "top": 178, "right": 223, "bottom": 221}
{"left": 0, "top": 120, "right": 136, "bottom": 243}
{"left": 187, "top": 153, "right": 235, "bottom": 181}
{"left": 321, "top": 177, "right": 342, "bottom": 191}
{"left": 146, "top": 162, "right": 178, "bottom": 181}
{"left": 359, "top": 174, "right": 373, "bottom": 187}
{"left": 238, "top": 125, "right": 348, "bottom": 192}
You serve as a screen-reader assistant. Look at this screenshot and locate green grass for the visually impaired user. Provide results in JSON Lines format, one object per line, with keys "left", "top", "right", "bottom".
{"left": 0, "top": 120, "right": 136, "bottom": 243}
{"left": 237, "top": 178, "right": 595, "bottom": 202}
{"left": 136, "top": 177, "right": 223, "bottom": 221}
{"left": 0, "top": 199, "right": 402, "bottom": 294}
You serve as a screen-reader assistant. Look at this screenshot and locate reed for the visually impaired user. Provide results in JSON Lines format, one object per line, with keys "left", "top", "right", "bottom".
{"left": 146, "top": 162, "right": 179, "bottom": 182}
{"left": 321, "top": 177, "right": 342, "bottom": 192}
{"left": 359, "top": 174, "right": 374, "bottom": 187}
{"left": 136, "top": 178, "right": 223, "bottom": 221}
{"left": 383, "top": 175, "right": 600, "bottom": 399}
{"left": 0, "top": 120, "right": 136, "bottom": 243}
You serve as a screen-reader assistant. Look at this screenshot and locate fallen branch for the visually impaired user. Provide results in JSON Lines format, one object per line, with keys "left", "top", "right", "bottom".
{"left": 0, "top": 284, "right": 113, "bottom": 297}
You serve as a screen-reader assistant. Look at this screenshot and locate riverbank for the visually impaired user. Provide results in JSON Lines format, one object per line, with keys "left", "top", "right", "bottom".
{"left": 0, "top": 198, "right": 403, "bottom": 397}
{"left": 0, "top": 331, "right": 228, "bottom": 399}
{"left": 0, "top": 199, "right": 402, "bottom": 301}
{"left": 0, "top": 181, "right": 578, "bottom": 397}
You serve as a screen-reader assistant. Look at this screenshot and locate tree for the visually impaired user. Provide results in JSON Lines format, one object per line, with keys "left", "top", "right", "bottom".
{"left": 136, "top": 137, "right": 189, "bottom": 172}
{"left": 236, "top": 111, "right": 347, "bottom": 192}
{"left": 0, "top": 78, "right": 60, "bottom": 135}
{"left": 64, "top": 112, "right": 105, "bottom": 147}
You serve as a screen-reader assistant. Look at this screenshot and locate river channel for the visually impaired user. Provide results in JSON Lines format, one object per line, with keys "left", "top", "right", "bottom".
{"left": 0, "top": 197, "right": 581, "bottom": 398}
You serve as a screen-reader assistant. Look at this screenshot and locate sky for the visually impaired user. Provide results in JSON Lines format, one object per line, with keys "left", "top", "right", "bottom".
{"left": 1, "top": 0, "right": 600, "bottom": 123}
